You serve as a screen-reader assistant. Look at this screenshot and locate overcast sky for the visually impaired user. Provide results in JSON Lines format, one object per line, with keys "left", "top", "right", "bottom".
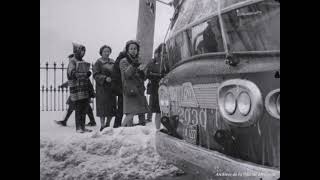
{"left": 40, "top": 0, "right": 173, "bottom": 64}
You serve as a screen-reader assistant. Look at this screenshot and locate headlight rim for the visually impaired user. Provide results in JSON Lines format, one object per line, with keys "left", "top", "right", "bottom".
{"left": 276, "top": 94, "right": 280, "bottom": 115}
{"left": 217, "top": 79, "right": 263, "bottom": 127}
{"left": 265, "top": 89, "right": 280, "bottom": 120}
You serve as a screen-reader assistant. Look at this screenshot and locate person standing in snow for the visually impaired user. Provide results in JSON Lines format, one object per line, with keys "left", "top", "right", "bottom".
{"left": 112, "top": 50, "right": 127, "bottom": 128}
{"left": 119, "top": 40, "right": 149, "bottom": 126}
{"left": 93, "top": 45, "right": 116, "bottom": 131}
{"left": 67, "top": 43, "right": 93, "bottom": 133}
{"left": 145, "top": 43, "right": 165, "bottom": 127}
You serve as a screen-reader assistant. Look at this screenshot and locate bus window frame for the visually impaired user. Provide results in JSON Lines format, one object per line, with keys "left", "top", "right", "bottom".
{"left": 167, "top": 0, "right": 266, "bottom": 42}
{"left": 163, "top": 0, "right": 278, "bottom": 70}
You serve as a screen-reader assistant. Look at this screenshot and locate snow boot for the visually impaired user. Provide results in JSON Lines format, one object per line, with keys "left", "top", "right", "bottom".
{"left": 55, "top": 120, "right": 67, "bottom": 126}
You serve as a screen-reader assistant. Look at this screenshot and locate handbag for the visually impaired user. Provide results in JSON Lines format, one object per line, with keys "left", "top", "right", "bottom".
{"left": 123, "top": 80, "right": 139, "bottom": 96}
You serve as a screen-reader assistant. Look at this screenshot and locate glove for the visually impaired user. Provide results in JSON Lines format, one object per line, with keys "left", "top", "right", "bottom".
{"left": 87, "top": 71, "right": 92, "bottom": 77}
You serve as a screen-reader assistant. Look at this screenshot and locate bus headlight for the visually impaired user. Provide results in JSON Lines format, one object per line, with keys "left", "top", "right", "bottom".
{"left": 224, "top": 92, "right": 237, "bottom": 115}
{"left": 159, "top": 85, "right": 170, "bottom": 114}
{"left": 218, "top": 79, "right": 263, "bottom": 127}
{"left": 237, "top": 92, "right": 251, "bottom": 116}
{"left": 265, "top": 89, "right": 280, "bottom": 119}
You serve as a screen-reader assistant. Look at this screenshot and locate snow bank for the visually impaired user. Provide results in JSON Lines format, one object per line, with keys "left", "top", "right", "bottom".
{"left": 40, "top": 126, "right": 180, "bottom": 180}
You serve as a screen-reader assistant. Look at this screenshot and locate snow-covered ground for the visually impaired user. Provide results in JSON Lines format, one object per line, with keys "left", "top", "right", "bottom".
{"left": 40, "top": 111, "right": 187, "bottom": 180}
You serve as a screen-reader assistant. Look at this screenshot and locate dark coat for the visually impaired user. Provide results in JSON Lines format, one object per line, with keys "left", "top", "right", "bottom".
{"left": 146, "top": 59, "right": 161, "bottom": 113}
{"left": 119, "top": 56, "right": 149, "bottom": 114}
{"left": 93, "top": 58, "right": 116, "bottom": 117}
{"left": 111, "top": 52, "right": 126, "bottom": 96}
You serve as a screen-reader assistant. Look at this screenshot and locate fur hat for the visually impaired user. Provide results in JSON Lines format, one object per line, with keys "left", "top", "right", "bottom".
{"left": 72, "top": 42, "right": 86, "bottom": 54}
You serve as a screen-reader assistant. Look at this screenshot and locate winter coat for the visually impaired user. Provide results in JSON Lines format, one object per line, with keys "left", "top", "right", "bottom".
{"left": 67, "top": 57, "right": 91, "bottom": 102}
{"left": 93, "top": 58, "right": 116, "bottom": 117}
{"left": 119, "top": 56, "right": 149, "bottom": 114}
{"left": 112, "top": 52, "right": 126, "bottom": 96}
{"left": 146, "top": 59, "right": 161, "bottom": 112}
{"left": 146, "top": 59, "right": 161, "bottom": 94}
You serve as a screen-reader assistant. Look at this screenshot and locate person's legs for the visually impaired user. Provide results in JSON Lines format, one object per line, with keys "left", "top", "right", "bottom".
{"left": 63, "top": 104, "right": 74, "bottom": 122}
{"left": 55, "top": 103, "right": 74, "bottom": 126}
{"left": 138, "top": 113, "right": 146, "bottom": 125}
{"left": 122, "top": 113, "right": 134, "bottom": 127}
{"left": 86, "top": 104, "right": 96, "bottom": 126}
{"left": 146, "top": 94, "right": 152, "bottom": 122}
{"left": 155, "top": 113, "right": 161, "bottom": 129}
{"left": 78, "top": 100, "right": 91, "bottom": 132}
{"left": 100, "top": 116, "right": 106, "bottom": 131}
{"left": 147, "top": 111, "right": 153, "bottom": 122}
{"left": 105, "top": 116, "right": 112, "bottom": 127}
{"left": 114, "top": 95, "right": 123, "bottom": 128}
{"left": 75, "top": 102, "right": 82, "bottom": 132}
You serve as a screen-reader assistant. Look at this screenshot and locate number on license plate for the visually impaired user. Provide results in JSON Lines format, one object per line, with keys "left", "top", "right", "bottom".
{"left": 184, "top": 124, "right": 198, "bottom": 145}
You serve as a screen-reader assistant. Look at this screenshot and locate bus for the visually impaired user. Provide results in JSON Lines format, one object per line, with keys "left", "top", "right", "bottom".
{"left": 155, "top": 0, "right": 280, "bottom": 179}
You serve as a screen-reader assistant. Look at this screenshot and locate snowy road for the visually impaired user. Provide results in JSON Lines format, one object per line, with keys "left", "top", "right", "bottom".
{"left": 40, "top": 111, "right": 195, "bottom": 180}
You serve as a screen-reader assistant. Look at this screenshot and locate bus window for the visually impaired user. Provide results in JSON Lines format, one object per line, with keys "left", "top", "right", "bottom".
{"left": 167, "top": 30, "right": 192, "bottom": 67}
{"left": 167, "top": 33, "right": 182, "bottom": 67}
{"left": 191, "top": 17, "right": 225, "bottom": 55}
{"left": 221, "top": 1, "right": 280, "bottom": 52}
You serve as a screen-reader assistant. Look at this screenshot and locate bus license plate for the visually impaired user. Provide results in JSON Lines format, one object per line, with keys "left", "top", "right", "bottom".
{"left": 183, "top": 124, "right": 198, "bottom": 145}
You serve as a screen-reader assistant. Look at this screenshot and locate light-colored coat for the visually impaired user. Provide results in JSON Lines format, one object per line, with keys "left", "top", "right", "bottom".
{"left": 119, "top": 57, "right": 149, "bottom": 114}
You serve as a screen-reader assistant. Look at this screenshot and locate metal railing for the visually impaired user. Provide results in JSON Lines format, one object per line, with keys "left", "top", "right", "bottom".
{"left": 40, "top": 61, "right": 95, "bottom": 111}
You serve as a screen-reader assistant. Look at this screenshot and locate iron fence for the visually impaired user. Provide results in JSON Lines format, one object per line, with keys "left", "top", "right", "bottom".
{"left": 40, "top": 61, "right": 95, "bottom": 111}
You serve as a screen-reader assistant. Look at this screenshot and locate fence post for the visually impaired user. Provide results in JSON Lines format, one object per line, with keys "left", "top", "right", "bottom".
{"left": 61, "top": 62, "right": 64, "bottom": 85}
{"left": 41, "top": 85, "right": 45, "bottom": 111}
{"left": 45, "top": 62, "right": 49, "bottom": 111}
{"left": 50, "top": 85, "right": 53, "bottom": 111}
{"left": 61, "top": 62, "right": 65, "bottom": 111}
{"left": 53, "top": 62, "right": 56, "bottom": 111}
{"left": 62, "top": 87, "right": 64, "bottom": 111}
{"left": 57, "top": 86, "right": 60, "bottom": 111}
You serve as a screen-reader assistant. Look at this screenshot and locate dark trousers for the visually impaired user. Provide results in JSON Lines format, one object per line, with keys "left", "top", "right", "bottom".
{"left": 63, "top": 102, "right": 95, "bottom": 123}
{"left": 113, "top": 95, "right": 123, "bottom": 128}
{"left": 86, "top": 105, "right": 95, "bottom": 123}
{"left": 75, "top": 99, "right": 89, "bottom": 130}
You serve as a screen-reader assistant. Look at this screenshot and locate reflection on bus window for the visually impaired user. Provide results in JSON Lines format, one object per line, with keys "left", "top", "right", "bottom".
{"left": 167, "top": 31, "right": 192, "bottom": 67}
{"left": 167, "top": 33, "right": 182, "bottom": 67}
{"left": 221, "top": 1, "right": 280, "bottom": 51}
{"left": 192, "top": 17, "right": 224, "bottom": 55}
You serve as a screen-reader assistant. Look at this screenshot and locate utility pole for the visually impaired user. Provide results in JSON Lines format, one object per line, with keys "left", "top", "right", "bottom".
{"left": 136, "top": 0, "right": 156, "bottom": 64}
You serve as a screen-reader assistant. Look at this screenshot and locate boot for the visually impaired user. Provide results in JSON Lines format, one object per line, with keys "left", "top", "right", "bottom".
{"left": 76, "top": 129, "right": 85, "bottom": 133}
{"left": 83, "top": 128, "right": 92, "bottom": 133}
{"left": 55, "top": 120, "right": 66, "bottom": 126}
{"left": 86, "top": 122, "right": 96, "bottom": 126}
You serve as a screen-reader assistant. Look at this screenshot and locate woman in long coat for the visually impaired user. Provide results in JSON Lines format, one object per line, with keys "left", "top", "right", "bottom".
{"left": 119, "top": 40, "right": 149, "bottom": 126}
{"left": 93, "top": 45, "right": 116, "bottom": 131}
